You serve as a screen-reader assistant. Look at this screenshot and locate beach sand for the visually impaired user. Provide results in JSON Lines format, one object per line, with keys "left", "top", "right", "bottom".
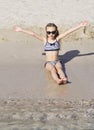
{"left": 0, "top": 30, "right": 94, "bottom": 129}
{"left": 0, "top": 30, "right": 94, "bottom": 99}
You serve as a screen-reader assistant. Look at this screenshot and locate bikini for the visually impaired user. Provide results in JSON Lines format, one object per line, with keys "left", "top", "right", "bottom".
{"left": 44, "top": 39, "right": 60, "bottom": 51}
{"left": 44, "top": 39, "right": 60, "bottom": 67}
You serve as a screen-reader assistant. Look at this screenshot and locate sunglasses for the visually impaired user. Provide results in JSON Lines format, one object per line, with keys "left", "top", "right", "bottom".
{"left": 46, "top": 31, "right": 56, "bottom": 35}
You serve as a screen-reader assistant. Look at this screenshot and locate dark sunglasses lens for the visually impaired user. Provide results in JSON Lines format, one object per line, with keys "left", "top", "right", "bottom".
{"left": 47, "top": 31, "right": 56, "bottom": 35}
{"left": 52, "top": 31, "right": 56, "bottom": 34}
{"left": 47, "top": 31, "right": 50, "bottom": 34}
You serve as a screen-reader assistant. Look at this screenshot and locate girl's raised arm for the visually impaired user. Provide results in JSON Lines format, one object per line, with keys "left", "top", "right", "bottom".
{"left": 14, "top": 26, "right": 45, "bottom": 42}
{"left": 57, "top": 21, "right": 88, "bottom": 40}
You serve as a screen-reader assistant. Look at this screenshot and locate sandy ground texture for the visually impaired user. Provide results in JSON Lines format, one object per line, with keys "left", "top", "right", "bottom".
{"left": 0, "top": 0, "right": 94, "bottom": 28}
{"left": 0, "top": 30, "right": 94, "bottom": 129}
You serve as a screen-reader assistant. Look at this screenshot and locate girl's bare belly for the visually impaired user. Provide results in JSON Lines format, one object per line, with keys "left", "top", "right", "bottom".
{"left": 45, "top": 51, "right": 59, "bottom": 61}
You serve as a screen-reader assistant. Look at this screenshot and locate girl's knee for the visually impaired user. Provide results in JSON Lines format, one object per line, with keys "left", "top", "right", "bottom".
{"left": 45, "top": 66, "right": 55, "bottom": 72}
{"left": 56, "top": 67, "right": 63, "bottom": 72}
{"left": 51, "top": 67, "right": 57, "bottom": 73}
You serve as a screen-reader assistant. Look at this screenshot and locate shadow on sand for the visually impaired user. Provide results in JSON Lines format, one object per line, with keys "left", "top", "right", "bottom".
{"left": 59, "top": 50, "right": 94, "bottom": 83}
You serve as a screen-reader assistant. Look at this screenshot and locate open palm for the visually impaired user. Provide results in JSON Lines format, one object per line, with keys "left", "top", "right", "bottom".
{"left": 14, "top": 26, "right": 22, "bottom": 32}
{"left": 80, "top": 21, "right": 88, "bottom": 27}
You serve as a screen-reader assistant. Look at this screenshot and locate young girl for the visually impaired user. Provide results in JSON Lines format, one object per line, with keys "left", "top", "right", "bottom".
{"left": 14, "top": 21, "right": 88, "bottom": 85}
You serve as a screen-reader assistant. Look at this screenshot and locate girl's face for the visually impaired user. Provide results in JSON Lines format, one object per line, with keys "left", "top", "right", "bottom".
{"left": 46, "top": 27, "right": 57, "bottom": 39}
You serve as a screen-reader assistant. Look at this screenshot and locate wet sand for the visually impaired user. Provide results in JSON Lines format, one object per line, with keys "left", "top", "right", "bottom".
{"left": 0, "top": 30, "right": 94, "bottom": 129}
{"left": 0, "top": 31, "right": 94, "bottom": 100}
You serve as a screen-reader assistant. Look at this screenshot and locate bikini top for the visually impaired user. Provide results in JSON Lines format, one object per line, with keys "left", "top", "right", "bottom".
{"left": 44, "top": 39, "right": 60, "bottom": 51}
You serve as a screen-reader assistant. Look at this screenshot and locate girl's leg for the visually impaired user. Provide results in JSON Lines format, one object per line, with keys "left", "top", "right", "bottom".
{"left": 56, "top": 61, "right": 67, "bottom": 84}
{"left": 45, "top": 63, "right": 63, "bottom": 85}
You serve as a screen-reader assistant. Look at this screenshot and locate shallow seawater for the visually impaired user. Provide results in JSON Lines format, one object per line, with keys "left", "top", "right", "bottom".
{"left": 0, "top": 98, "right": 94, "bottom": 130}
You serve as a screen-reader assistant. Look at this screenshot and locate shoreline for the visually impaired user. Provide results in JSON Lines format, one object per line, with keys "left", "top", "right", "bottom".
{"left": 0, "top": 98, "right": 94, "bottom": 130}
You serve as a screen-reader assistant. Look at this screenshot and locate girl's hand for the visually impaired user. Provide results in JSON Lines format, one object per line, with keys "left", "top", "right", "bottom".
{"left": 14, "top": 26, "right": 22, "bottom": 32}
{"left": 80, "top": 21, "right": 88, "bottom": 27}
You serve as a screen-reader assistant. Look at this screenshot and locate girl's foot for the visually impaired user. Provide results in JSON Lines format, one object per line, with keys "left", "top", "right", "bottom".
{"left": 57, "top": 79, "right": 63, "bottom": 85}
{"left": 62, "top": 77, "right": 67, "bottom": 84}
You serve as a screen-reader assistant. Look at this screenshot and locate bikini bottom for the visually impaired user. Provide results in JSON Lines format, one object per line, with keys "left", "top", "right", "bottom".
{"left": 44, "top": 60, "right": 60, "bottom": 67}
